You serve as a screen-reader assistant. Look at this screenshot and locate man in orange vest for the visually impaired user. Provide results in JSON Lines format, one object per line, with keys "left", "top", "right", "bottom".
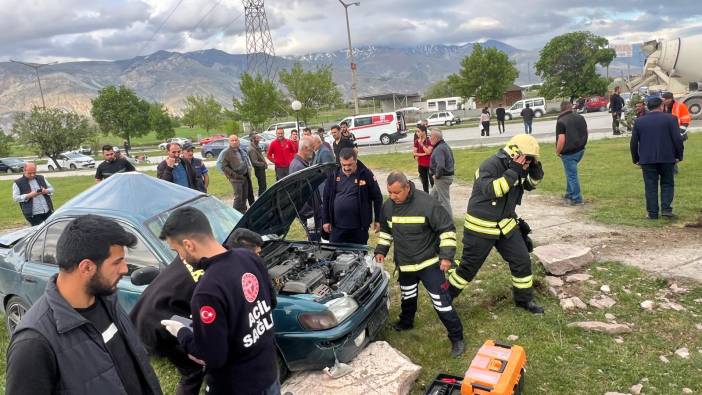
{"left": 662, "top": 92, "right": 691, "bottom": 141}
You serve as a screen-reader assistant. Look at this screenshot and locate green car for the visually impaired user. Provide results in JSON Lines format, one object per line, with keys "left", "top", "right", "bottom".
{"left": 0, "top": 163, "right": 389, "bottom": 377}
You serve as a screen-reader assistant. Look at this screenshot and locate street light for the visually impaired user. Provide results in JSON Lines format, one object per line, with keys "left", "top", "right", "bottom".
{"left": 291, "top": 100, "right": 302, "bottom": 132}
{"left": 339, "top": 0, "right": 360, "bottom": 115}
{"left": 10, "top": 60, "right": 56, "bottom": 109}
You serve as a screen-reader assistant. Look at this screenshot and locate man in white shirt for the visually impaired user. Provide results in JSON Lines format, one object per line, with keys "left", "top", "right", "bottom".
{"left": 12, "top": 162, "right": 54, "bottom": 226}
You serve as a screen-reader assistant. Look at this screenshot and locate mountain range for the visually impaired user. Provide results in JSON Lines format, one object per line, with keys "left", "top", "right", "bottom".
{"left": 0, "top": 39, "right": 641, "bottom": 129}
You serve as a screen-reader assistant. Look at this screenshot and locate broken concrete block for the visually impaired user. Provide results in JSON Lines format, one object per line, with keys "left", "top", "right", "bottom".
{"left": 613, "top": 336, "right": 624, "bottom": 344}
{"left": 507, "top": 335, "right": 519, "bottom": 341}
{"left": 640, "top": 300, "right": 655, "bottom": 311}
{"left": 629, "top": 383, "right": 643, "bottom": 395}
{"left": 600, "top": 285, "right": 611, "bottom": 293}
{"left": 675, "top": 347, "right": 690, "bottom": 359}
{"left": 589, "top": 295, "right": 617, "bottom": 309}
{"left": 533, "top": 244, "right": 595, "bottom": 275}
{"left": 669, "top": 283, "right": 688, "bottom": 294}
{"left": 567, "top": 321, "right": 632, "bottom": 334}
{"left": 572, "top": 297, "right": 587, "bottom": 309}
{"left": 560, "top": 298, "right": 576, "bottom": 311}
{"left": 659, "top": 355, "right": 669, "bottom": 363}
{"left": 659, "top": 302, "right": 686, "bottom": 311}
{"left": 683, "top": 388, "right": 693, "bottom": 394}
{"left": 565, "top": 273, "right": 592, "bottom": 283}
{"left": 548, "top": 287, "right": 559, "bottom": 297}
{"left": 605, "top": 313, "right": 616, "bottom": 321}
{"left": 282, "top": 341, "right": 421, "bottom": 395}
{"left": 545, "top": 276, "right": 564, "bottom": 287}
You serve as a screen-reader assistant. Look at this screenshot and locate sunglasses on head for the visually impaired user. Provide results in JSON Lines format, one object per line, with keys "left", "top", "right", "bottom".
{"left": 525, "top": 155, "right": 536, "bottom": 162}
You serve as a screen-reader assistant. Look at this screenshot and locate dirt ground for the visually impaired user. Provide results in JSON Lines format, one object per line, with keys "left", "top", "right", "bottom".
{"left": 372, "top": 170, "right": 702, "bottom": 283}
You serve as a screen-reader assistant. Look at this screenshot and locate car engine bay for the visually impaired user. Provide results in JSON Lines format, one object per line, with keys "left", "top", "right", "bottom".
{"left": 262, "top": 242, "right": 374, "bottom": 298}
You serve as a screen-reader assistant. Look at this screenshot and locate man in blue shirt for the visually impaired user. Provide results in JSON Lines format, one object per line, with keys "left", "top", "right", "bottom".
{"left": 157, "top": 143, "right": 198, "bottom": 190}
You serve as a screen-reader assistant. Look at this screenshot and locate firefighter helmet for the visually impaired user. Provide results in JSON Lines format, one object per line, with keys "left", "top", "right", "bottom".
{"left": 505, "top": 134, "right": 540, "bottom": 158}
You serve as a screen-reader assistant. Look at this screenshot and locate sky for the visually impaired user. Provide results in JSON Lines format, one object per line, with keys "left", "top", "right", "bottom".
{"left": 1, "top": 0, "right": 702, "bottom": 63}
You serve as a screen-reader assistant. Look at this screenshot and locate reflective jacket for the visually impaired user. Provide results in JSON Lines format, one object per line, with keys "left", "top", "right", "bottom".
{"left": 374, "top": 182, "right": 457, "bottom": 272}
{"left": 464, "top": 148, "right": 544, "bottom": 239}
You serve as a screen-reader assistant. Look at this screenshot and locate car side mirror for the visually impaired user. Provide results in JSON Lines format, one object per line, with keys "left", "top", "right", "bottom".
{"left": 131, "top": 266, "right": 160, "bottom": 286}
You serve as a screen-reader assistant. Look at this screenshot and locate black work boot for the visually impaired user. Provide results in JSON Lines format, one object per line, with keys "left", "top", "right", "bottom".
{"left": 516, "top": 300, "right": 545, "bottom": 314}
{"left": 450, "top": 339, "right": 465, "bottom": 357}
{"left": 392, "top": 320, "right": 414, "bottom": 331}
{"left": 448, "top": 284, "right": 462, "bottom": 303}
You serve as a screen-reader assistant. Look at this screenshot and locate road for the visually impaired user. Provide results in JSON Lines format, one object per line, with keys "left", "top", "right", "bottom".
{"left": 2, "top": 112, "right": 699, "bottom": 181}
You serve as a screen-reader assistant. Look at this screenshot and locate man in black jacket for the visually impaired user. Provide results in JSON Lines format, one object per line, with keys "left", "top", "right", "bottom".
{"left": 610, "top": 86, "right": 626, "bottom": 135}
{"left": 630, "top": 97, "right": 684, "bottom": 219}
{"left": 159, "top": 208, "right": 279, "bottom": 395}
{"left": 157, "top": 142, "right": 199, "bottom": 190}
{"left": 322, "top": 148, "right": 383, "bottom": 244}
{"left": 374, "top": 171, "right": 464, "bottom": 357}
{"left": 555, "top": 101, "right": 589, "bottom": 205}
{"left": 6, "top": 215, "right": 162, "bottom": 395}
{"left": 95, "top": 145, "right": 135, "bottom": 182}
{"left": 495, "top": 104, "right": 506, "bottom": 134}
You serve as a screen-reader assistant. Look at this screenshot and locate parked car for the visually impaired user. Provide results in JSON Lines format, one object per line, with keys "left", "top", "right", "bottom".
{"left": 241, "top": 135, "right": 267, "bottom": 152}
{"left": 199, "top": 135, "right": 227, "bottom": 146}
{"left": 202, "top": 139, "right": 228, "bottom": 159}
{"left": 0, "top": 157, "right": 25, "bottom": 174}
{"left": 77, "top": 146, "right": 93, "bottom": 155}
{"left": 0, "top": 166, "right": 389, "bottom": 377}
{"left": 47, "top": 152, "right": 95, "bottom": 171}
{"left": 265, "top": 121, "right": 306, "bottom": 137}
{"left": 338, "top": 111, "right": 408, "bottom": 145}
{"left": 504, "top": 97, "right": 547, "bottom": 120}
{"left": 580, "top": 96, "right": 609, "bottom": 113}
{"left": 158, "top": 137, "right": 192, "bottom": 150}
{"left": 422, "top": 111, "right": 461, "bottom": 127}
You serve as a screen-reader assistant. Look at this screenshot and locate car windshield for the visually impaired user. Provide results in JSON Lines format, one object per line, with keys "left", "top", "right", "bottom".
{"left": 1, "top": 157, "right": 23, "bottom": 165}
{"left": 64, "top": 152, "right": 85, "bottom": 159}
{"left": 145, "top": 196, "right": 243, "bottom": 259}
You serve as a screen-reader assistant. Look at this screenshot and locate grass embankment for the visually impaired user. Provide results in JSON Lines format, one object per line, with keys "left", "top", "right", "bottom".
{"left": 362, "top": 134, "right": 702, "bottom": 227}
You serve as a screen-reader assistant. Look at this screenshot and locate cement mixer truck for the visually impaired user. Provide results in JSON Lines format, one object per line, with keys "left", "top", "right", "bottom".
{"left": 627, "top": 35, "right": 702, "bottom": 119}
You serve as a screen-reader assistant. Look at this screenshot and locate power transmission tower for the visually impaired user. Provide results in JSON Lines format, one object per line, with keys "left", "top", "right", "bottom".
{"left": 11, "top": 60, "right": 56, "bottom": 109}
{"left": 242, "top": 0, "right": 276, "bottom": 79}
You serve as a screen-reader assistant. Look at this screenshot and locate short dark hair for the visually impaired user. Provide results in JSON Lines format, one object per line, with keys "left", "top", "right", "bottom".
{"left": 276, "top": 127, "right": 284, "bottom": 133}
{"left": 57, "top": 215, "right": 137, "bottom": 272}
{"left": 526, "top": 103, "right": 530, "bottom": 108}
{"left": 291, "top": 129, "right": 298, "bottom": 134}
{"left": 330, "top": 125, "right": 340, "bottom": 132}
{"left": 339, "top": 148, "right": 357, "bottom": 161}
{"left": 647, "top": 97, "right": 663, "bottom": 110}
{"left": 340, "top": 121, "right": 349, "bottom": 127}
{"left": 166, "top": 142, "right": 181, "bottom": 151}
{"left": 317, "top": 127, "right": 325, "bottom": 134}
{"left": 159, "top": 207, "right": 214, "bottom": 242}
{"left": 303, "top": 127, "right": 311, "bottom": 133}
{"left": 560, "top": 101, "right": 572, "bottom": 111}
{"left": 102, "top": 145, "right": 114, "bottom": 152}
{"left": 661, "top": 92, "right": 674, "bottom": 99}
{"left": 227, "top": 228, "right": 263, "bottom": 251}
{"left": 386, "top": 171, "right": 409, "bottom": 186}
{"left": 417, "top": 125, "right": 428, "bottom": 133}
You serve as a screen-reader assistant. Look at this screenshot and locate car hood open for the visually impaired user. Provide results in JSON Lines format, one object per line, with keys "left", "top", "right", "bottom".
{"left": 230, "top": 163, "right": 336, "bottom": 240}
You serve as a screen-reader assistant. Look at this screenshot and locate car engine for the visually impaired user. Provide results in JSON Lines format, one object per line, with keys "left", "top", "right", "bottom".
{"left": 263, "top": 243, "right": 370, "bottom": 297}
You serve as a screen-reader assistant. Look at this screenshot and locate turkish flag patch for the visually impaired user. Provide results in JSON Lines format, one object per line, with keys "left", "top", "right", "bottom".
{"left": 200, "top": 305, "right": 217, "bottom": 324}
{"left": 242, "top": 272, "right": 260, "bottom": 303}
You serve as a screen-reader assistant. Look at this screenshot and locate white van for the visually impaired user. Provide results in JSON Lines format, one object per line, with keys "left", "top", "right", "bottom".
{"left": 339, "top": 111, "right": 408, "bottom": 145}
{"left": 504, "top": 97, "right": 547, "bottom": 120}
{"left": 265, "top": 121, "right": 306, "bottom": 137}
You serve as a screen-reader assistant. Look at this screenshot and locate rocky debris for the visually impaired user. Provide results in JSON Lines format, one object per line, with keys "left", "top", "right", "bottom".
{"left": 565, "top": 273, "right": 592, "bottom": 283}
{"left": 561, "top": 297, "right": 587, "bottom": 311}
{"left": 545, "top": 276, "right": 564, "bottom": 287}
{"left": 507, "top": 335, "right": 519, "bottom": 341}
{"left": 694, "top": 298, "right": 702, "bottom": 304}
{"left": 674, "top": 347, "right": 690, "bottom": 359}
{"left": 659, "top": 355, "right": 670, "bottom": 363}
{"left": 600, "top": 285, "right": 611, "bottom": 293}
{"left": 567, "top": 321, "right": 632, "bottom": 334}
{"left": 595, "top": 267, "right": 609, "bottom": 272}
{"left": 659, "top": 301, "right": 686, "bottom": 311}
{"left": 629, "top": 383, "right": 643, "bottom": 395}
{"left": 548, "top": 287, "right": 559, "bottom": 297}
{"left": 613, "top": 337, "right": 624, "bottom": 344}
{"left": 589, "top": 295, "right": 617, "bottom": 309}
{"left": 282, "top": 341, "right": 421, "bottom": 395}
{"left": 605, "top": 313, "right": 616, "bottom": 321}
{"left": 669, "top": 283, "right": 688, "bottom": 294}
{"left": 696, "top": 324, "right": 702, "bottom": 331}
{"left": 604, "top": 392, "right": 629, "bottom": 395}
{"left": 533, "top": 244, "right": 595, "bottom": 275}
{"left": 640, "top": 300, "right": 655, "bottom": 311}
{"left": 682, "top": 388, "right": 693, "bottom": 394}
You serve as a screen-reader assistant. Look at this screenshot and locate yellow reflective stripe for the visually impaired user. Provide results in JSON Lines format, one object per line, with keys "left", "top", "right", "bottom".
{"left": 378, "top": 232, "right": 393, "bottom": 241}
{"left": 398, "top": 257, "right": 439, "bottom": 272}
{"left": 184, "top": 262, "right": 205, "bottom": 282}
{"left": 465, "top": 214, "right": 498, "bottom": 228}
{"left": 498, "top": 177, "right": 510, "bottom": 194}
{"left": 527, "top": 175, "right": 540, "bottom": 186}
{"left": 499, "top": 218, "right": 517, "bottom": 233}
{"left": 377, "top": 239, "right": 391, "bottom": 246}
{"left": 449, "top": 272, "right": 469, "bottom": 289}
{"left": 439, "top": 231, "right": 456, "bottom": 240}
{"left": 474, "top": 168, "right": 480, "bottom": 180}
{"left": 512, "top": 275, "right": 533, "bottom": 289}
{"left": 492, "top": 179, "right": 504, "bottom": 197}
{"left": 387, "top": 221, "right": 392, "bottom": 228}
{"left": 440, "top": 239, "right": 457, "bottom": 247}
{"left": 464, "top": 221, "right": 501, "bottom": 235}
{"left": 392, "top": 216, "right": 426, "bottom": 224}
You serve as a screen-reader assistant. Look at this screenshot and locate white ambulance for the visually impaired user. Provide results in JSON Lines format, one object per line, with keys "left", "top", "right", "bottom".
{"left": 338, "top": 111, "right": 408, "bottom": 145}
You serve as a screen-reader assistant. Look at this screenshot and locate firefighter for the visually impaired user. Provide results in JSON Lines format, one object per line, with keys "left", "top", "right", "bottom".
{"left": 448, "top": 134, "right": 545, "bottom": 314}
{"left": 374, "top": 171, "right": 465, "bottom": 357}
{"left": 662, "top": 92, "right": 691, "bottom": 141}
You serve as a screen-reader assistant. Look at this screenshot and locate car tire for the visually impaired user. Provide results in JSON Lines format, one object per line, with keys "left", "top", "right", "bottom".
{"left": 205, "top": 152, "right": 214, "bottom": 159}
{"left": 380, "top": 134, "right": 391, "bottom": 145}
{"left": 534, "top": 110, "right": 543, "bottom": 118}
{"left": 444, "top": 121, "right": 451, "bottom": 126}
{"left": 69, "top": 164, "right": 77, "bottom": 170}
{"left": 277, "top": 352, "right": 289, "bottom": 383}
{"left": 505, "top": 114, "right": 512, "bottom": 121}
{"left": 48, "top": 165, "right": 54, "bottom": 171}
{"left": 5, "top": 168, "right": 12, "bottom": 174}
{"left": 5, "top": 296, "right": 29, "bottom": 334}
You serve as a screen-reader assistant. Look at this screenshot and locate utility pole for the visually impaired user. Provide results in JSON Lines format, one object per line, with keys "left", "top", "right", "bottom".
{"left": 11, "top": 60, "right": 55, "bottom": 109}
{"left": 242, "top": 0, "right": 277, "bottom": 79}
{"left": 339, "top": 0, "right": 360, "bottom": 115}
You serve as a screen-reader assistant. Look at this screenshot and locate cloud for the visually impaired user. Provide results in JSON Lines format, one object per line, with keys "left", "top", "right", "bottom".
{"left": 1, "top": 0, "right": 701, "bottom": 62}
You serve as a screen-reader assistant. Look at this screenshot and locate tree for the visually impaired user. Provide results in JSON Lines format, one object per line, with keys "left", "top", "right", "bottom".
{"left": 13, "top": 107, "right": 93, "bottom": 169}
{"left": 180, "top": 112, "right": 196, "bottom": 128}
{"left": 0, "top": 128, "right": 12, "bottom": 157}
{"left": 278, "top": 63, "right": 342, "bottom": 123}
{"left": 149, "top": 102, "right": 175, "bottom": 140}
{"left": 182, "top": 95, "right": 223, "bottom": 132}
{"left": 448, "top": 44, "right": 519, "bottom": 106}
{"left": 91, "top": 85, "right": 150, "bottom": 146}
{"left": 535, "top": 31, "right": 615, "bottom": 101}
{"left": 232, "top": 73, "right": 286, "bottom": 131}
{"left": 423, "top": 79, "right": 458, "bottom": 100}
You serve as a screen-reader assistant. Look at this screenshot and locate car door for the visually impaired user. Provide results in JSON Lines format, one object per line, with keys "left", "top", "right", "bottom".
{"left": 19, "top": 220, "right": 70, "bottom": 305}
{"left": 115, "top": 226, "right": 163, "bottom": 312}
{"left": 428, "top": 113, "right": 439, "bottom": 126}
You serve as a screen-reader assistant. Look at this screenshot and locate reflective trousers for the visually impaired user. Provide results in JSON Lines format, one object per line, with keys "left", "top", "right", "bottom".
{"left": 398, "top": 264, "right": 463, "bottom": 341}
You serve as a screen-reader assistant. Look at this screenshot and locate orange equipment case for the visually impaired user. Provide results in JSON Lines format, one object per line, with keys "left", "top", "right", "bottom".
{"left": 461, "top": 340, "right": 526, "bottom": 395}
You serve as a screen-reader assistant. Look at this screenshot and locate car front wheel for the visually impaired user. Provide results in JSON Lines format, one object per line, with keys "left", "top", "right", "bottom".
{"left": 205, "top": 152, "right": 214, "bottom": 159}
{"left": 380, "top": 134, "right": 391, "bottom": 145}
{"left": 5, "top": 168, "right": 12, "bottom": 174}
{"left": 444, "top": 121, "right": 451, "bottom": 126}
{"left": 505, "top": 114, "right": 512, "bottom": 121}
{"left": 6, "top": 296, "right": 29, "bottom": 334}
{"left": 69, "top": 164, "right": 77, "bottom": 170}
{"left": 534, "top": 110, "right": 543, "bottom": 118}
{"left": 48, "top": 165, "right": 55, "bottom": 171}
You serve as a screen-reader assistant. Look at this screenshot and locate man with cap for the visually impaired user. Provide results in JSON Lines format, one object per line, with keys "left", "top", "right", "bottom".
{"left": 662, "top": 92, "right": 691, "bottom": 142}
{"left": 182, "top": 142, "right": 209, "bottom": 192}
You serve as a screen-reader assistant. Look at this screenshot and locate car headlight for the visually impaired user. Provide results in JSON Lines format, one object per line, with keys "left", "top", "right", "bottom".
{"left": 298, "top": 296, "right": 359, "bottom": 330}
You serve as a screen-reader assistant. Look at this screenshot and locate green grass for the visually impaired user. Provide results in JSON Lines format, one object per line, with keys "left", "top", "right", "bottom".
{"left": 361, "top": 134, "right": 702, "bottom": 227}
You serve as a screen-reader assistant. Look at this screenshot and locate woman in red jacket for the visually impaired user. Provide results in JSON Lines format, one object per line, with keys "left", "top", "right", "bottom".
{"left": 413, "top": 125, "right": 434, "bottom": 193}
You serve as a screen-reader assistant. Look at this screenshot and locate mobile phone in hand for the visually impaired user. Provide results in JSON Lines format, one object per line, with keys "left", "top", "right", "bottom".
{"left": 169, "top": 315, "right": 193, "bottom": 329}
